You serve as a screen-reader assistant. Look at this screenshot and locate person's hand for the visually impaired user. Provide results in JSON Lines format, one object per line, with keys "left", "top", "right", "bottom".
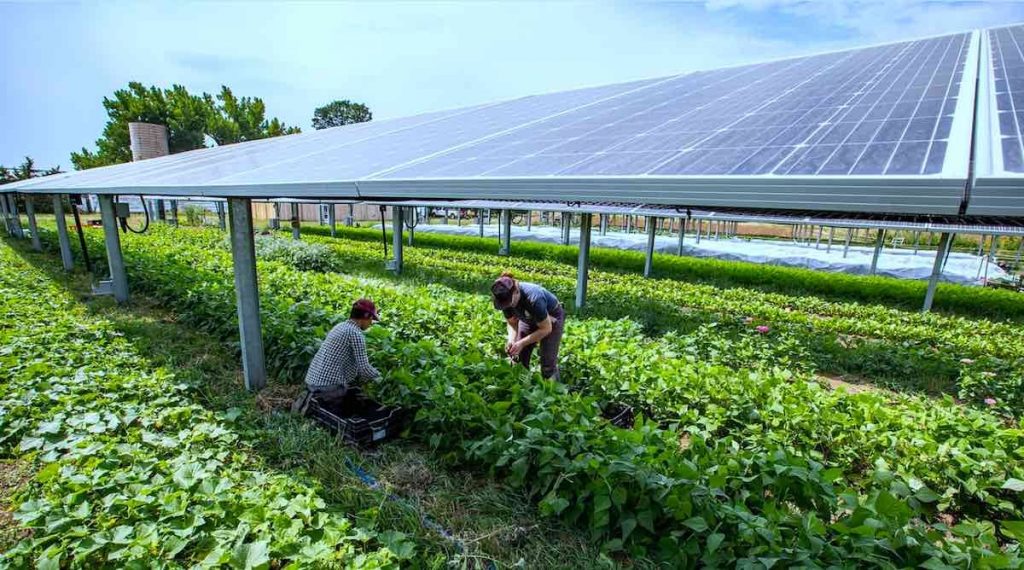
{"left": 507, "top": 339, "right": 526, "bottom": 357}
{"left": 505, "top": 339, "right": 516, "bottom": 354}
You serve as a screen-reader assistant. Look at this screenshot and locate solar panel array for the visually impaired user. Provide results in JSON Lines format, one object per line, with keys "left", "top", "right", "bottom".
{"left": 380, "top": 33, "right": 971, "bottom": 179}
{"left": 14, "top": 25, "right": 1024, "bottom": 218}
{"left": 990, "top": 25, "right": 1024, "bottom": 173}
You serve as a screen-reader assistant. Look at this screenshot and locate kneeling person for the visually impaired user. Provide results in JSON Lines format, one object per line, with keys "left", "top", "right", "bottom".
{"left": 293, "top": 298, "right": 381, "bottom": 415}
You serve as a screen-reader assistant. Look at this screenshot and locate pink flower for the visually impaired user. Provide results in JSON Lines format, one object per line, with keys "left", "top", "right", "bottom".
{"left": 756, "top": 325, "right": 770, "bottom": 334}
{"left": 984, "top": 398, "right": 997, "bottom": 406}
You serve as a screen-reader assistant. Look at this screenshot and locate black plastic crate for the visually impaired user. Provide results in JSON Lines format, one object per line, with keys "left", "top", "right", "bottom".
{"left": 308, "top": 389, "right": 416, "bottom": 446}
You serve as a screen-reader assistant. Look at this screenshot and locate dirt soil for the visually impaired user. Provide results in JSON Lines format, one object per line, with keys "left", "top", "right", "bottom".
{"left": 0, "top": 460, "right": 33, "bottom": 550}
{"left": 819, "top": 373, "right": 877, "bottom": 395}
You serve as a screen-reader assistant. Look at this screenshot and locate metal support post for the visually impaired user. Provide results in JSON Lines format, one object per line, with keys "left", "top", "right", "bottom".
{"left": 625, "top": 215, "right": 632, "bottom": 234}
{"left": 479, "top": 209, "right": 485, "bottom": 237}
{"left": 600, "top": 214, "right": 608, "bottom": 236}
{"left": 499, "top": 209, "right": 512, "bottom": 255}
{"left": 677, "top": 218, "right": 686, "bottom": 255}
{"left": 644, "top": 216, "right": 657, "bottom": 278}
{"left": 0, "top": 192, "right": 9, "bottom": 234}
{"left": 346, "top": 204, "right": 355, "bottom": 227}
{"left": 913, "top": 231, "right": 921, "bottom": 254}
{"left": 983, "top": 236, "right": 999, "bottom": 283}
{"left": 576, "top": 213, "right": 592, "bottom": 311}
{"left": 227, "top": 198, "right": 266, "bottom": 391}
{"left": 0, "top": 193, "right": 10, "bottom": 235}
{"left": 156, "top": 199, "right": 166, "bottom": 221}
{"left": 98, "top": 195, "right": 129, "bottom": 304}
{"left": 923, "top": 232, "right": 952, "bottom": 312}
{"left": 216, "top": 201, "right": 227, "bottom": 230}
{"left": 390, "top": 207, "right": 404, "bottom": 273}
{"left": 526, "top": 210, "right": 532, "bottom": 232}
{"left": 815, "top": 226, "right": 823, "bottom": 249}
{"left": 826, "top": 227, "right": 834, "bottom": 253}
{"left": 696, "top": 220, "right": 702, "bottom": 244}
{"left": 976, "top": 235, "right": 985, "bottom": 257}
{"left": 168, "top": 200, "right": 179, "bottom": 227}
{"left": 290, "top": 203, "right": 300, "bottom": 240}
{"left": 561, "top": 213, "right": 571, "bottom": 246}
{"left": 24, "top": 197, "right": 41, "bottom": 251}
{"left": 7, "top": 194, "right": 24, "bottom": 239}
{"left": 869, "top": 229, "right": 885, "bottom": 275}
{"left": 443, "top": 208, "right": 449, "bottom": 225}
{"left": 408, "top": 208, "right": 415, "bottom": 246}
{"left": 53, "top": 195, "right": 74, "bottom": 271}
{"left": 843, "top": 229, "right": 853, "bottom": 258}
{"left": 328, "top": 204, "right": 337, "bottom": 237}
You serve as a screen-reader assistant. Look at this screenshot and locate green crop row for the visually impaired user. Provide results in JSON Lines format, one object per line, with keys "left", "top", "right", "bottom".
{"left": 0, "top": 243, "right": 404, "bottom": 568}
{"left": 37, "top": 225, "right": 1024, "bottom": 565}
{"left": 304, "top": 224, "right": 1024, "bottom": 321}
{"left": 244, "top": 232, "right": 1024, "bottom": 523}
{"left": 285, "top": 227, "right": 1024, "bottom": 405}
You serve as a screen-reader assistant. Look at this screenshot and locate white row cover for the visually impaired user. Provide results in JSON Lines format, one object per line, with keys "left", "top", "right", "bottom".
{"left": 407, "top": 223, "right": 1010, "bottom": 285}
{"left": 4, "top": 25, "right": 1022, "bottom": 217}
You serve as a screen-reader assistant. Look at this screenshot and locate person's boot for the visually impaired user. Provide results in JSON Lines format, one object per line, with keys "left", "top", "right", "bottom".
{"left": 291, "top": 388, "right": 312, "bottom": 416}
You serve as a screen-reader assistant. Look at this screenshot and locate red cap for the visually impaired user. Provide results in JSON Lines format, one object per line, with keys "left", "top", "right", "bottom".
{"left": 352, "top": 298, "right": 380, "bottom": 321}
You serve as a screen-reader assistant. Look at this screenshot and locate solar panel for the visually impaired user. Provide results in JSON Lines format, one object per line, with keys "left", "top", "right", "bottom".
{"left": 967, "top": 24, "right": 1024, "bottom": 216}
{"left": 379, "top": 32, "right": 973, "bottom": 179}
{"left": 988, "top": 25, "right": 1024, "bottom": 172}
{"left": 8, "top": 29, "right": 993, "bottom": 216}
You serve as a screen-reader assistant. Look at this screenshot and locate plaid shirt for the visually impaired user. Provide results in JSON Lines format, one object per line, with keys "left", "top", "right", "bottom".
{"left": 305, "top": 320, "right": 380, "bottom": 389}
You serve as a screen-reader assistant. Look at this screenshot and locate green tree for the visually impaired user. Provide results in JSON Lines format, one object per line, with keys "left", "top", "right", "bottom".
{"left": 71, "top": 82, "right": 300, "bottom": 170}
{"left": 0, "top": 156, "right": 61, "bottom": 185}
{"left": 205, "top": 86, "right": 300, "bottom": 145}
{"left": 311, "top": 100, "right": 372, "bottom": 130}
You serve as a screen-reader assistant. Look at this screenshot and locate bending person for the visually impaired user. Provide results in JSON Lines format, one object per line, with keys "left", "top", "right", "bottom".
{"left": 293, "top": 298, "right": 381, "bottom": 415}
{"left": 491, "top": 272, "right": 564, "bottom": 380}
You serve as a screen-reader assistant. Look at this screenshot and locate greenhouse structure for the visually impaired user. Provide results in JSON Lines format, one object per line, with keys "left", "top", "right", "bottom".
{"left": 2, "top": 24, "right": 1024, "bottom": 392}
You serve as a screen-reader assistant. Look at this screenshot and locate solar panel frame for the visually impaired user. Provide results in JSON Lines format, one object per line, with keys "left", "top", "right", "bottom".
{"left": 970, "top": 25, "right": 1024, "bottom": 216}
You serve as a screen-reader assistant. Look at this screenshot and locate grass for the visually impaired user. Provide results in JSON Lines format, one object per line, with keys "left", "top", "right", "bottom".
{"left": 4, "top": 235, "right": 627, "bottom": 569}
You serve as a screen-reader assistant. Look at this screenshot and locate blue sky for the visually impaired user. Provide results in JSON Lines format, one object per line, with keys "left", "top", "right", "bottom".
{"left": 1, "top": 1, "right": 1021, "bottom": 170}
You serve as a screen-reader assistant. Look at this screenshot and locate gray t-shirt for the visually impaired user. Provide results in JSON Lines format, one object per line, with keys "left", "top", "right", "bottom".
{"left": 501, "top": 281, "right": 560, "bottom": 325}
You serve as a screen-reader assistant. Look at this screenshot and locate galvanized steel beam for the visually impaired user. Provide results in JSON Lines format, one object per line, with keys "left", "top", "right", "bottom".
{"left": 7, "top": 194, "right": 24, "bottom": 239}
{"left": 644, "top": 215, "right": 657, "bottom": 278}
{"left": 869, "top": 229, "right": 885, "bottom": 275}
{"left": 53, "top": 195, "right": 74, "bottom": 271}
{"left": 923, "top": 232, "right": 952, "bottom": 312}
{"left": 227, "top": 198, "right": 266, "bottom": 391}
{"left": 391, "top": 207, "right": 404, "bottom": 273}
{"left": 576, "top": 213, "right": 592, "bottom": 311}
{"left": 24, "top": 197, "right": 40, "bottom": 251}
{"left": 98, "top": 195, "right": 129, "bottom": 304}
{"left": 499, "top": 209, "right": 511, "bottom": 255}
{"left": 677, "top": 218, "right": 686, "bottom": 255}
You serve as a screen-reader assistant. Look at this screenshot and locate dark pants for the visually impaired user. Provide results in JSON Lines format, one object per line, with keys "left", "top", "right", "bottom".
{"left": 517, "top": 305, "right": 564, "bottom": 380}
{"left": 309, "top": 383, "right": 350, "bottom": 407}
